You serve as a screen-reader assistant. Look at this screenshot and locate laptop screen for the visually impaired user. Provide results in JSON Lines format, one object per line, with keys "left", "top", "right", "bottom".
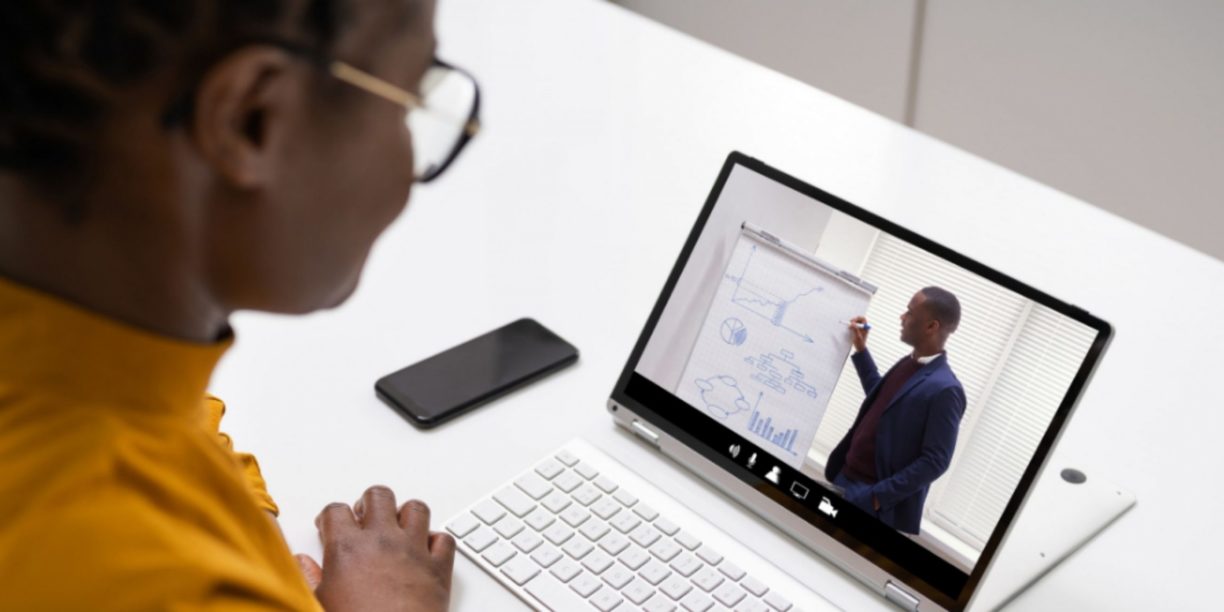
{"left": 613, "top": 153, "right": 1111, "bottom": 609}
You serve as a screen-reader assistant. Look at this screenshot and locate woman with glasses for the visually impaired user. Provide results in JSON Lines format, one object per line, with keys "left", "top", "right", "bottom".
{"left": 0, "top": 0, "right": 477, "bottom": 610}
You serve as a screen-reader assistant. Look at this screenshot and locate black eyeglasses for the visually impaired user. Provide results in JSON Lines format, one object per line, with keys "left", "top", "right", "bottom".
{"left": 163, "top": 45, "right": 481, "bottom": 184}
{"left": 330, "top": 58, "right": 481, "bottom": 183}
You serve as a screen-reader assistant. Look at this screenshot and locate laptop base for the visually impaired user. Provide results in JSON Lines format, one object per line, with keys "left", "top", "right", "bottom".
{"left": 970, "top": 463, "right": 1136, "bottom": 610}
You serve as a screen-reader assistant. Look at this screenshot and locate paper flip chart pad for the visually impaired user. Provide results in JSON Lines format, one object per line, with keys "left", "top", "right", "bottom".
{"left": 678, "top": 224, "right": 876, "bottom": 468}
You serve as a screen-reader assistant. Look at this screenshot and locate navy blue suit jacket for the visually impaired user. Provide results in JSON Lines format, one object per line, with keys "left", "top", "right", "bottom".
{"left": 825, "top": 349, "right": 966, "bottom": 534}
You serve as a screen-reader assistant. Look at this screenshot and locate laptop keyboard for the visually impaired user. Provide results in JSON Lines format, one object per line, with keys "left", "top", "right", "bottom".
{"left": 447, "top": 445, "right": 803, "bottom": 612}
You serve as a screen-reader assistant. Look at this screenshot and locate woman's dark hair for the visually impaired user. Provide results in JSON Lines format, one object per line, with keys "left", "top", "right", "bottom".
{"left": 0, "top": 0, "right": 343, "bottom": 216}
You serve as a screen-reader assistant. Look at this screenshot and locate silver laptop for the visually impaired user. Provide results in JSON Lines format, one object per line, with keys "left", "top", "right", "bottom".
{"left": 447, "top": 152, "right": 1112, "bottom": 611}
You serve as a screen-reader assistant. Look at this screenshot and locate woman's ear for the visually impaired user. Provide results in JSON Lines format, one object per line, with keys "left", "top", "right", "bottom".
{"left": 189, "top": 46, "right": 298, "bottom": 189}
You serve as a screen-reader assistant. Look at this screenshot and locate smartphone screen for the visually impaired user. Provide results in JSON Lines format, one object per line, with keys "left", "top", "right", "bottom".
{"left": 375, "top": 318, "right": 579, "bottom": 428}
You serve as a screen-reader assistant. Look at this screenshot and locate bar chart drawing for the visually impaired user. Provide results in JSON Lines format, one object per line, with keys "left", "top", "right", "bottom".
{"left": 747, "top": 409, "right": 799, "bottom": 455}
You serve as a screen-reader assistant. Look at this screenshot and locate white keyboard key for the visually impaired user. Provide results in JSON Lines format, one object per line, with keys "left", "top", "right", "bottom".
{"left": 493, "top": 516, "right": 524, "bottom": 539}
{"left": 481, "top": 542, "right": 516, "bottom": 567}
{"left": 718, "top": 560, "right": 746, "bottom": 581}
{"left": 499, "top": 554, "right": 540, "bottom": 586}
{"left": 579, "top": 519, "right": 611, "bottom": 541}
{"left": 668, "top": 553, "right": 702, "bottom": 577}
{"left": 569, "top": 572, "right": 603, "bottom": 597}
{"left": 525, "top": 572, "right": 591, "bottom": 612}
{"left": 542, "top": 491, "right": 572, "bottom": 514}
{"left": 553, "top": 471, "right": 584, "bottom": 493}
{"left": 603, "top": 565, "right": 635, "bottom": 589}
{"left": 610, "top": 512, "right": 642, "bottom": 534}
{"left": 692, "top": 567, "right": 724, "bottom": 592}
{"left": 740, "top": 576, "right": 768, "bottom": 597}
{"left": 650, "top": 539, "right": 683, "bottom": 563}
{"left": 591, "top": 497, "right": 622, "bottom": 520}
{"left": 660, "top": 575, "right": 693, "bottom": 600}
{"left": 574, "top": 461, "right": 600, "bottom": 480}
{"left": 623, "top": 578, "right": 657, "bottom": 605}
{"left": 495, "top": 486, "right": 537, "bottom": 517}
{"left": 593, "top": 475, "right": 619, "bottom": 494}
{"left": 619, "top": 546, "right": 652, "bottom": 570}
{"left": 525, "top": 508, "right": 556, "bottom": 531}
{"left": 630, "top": 524, "right": 662, "bottom": 547}
{"left": 599, "top": 533, "right": 631, "bottom": 556}
{"left": 644, "top": 595, "right": 677, "bottom": 612}
{"left": 446, "top": 512, "right": 480, "bottom": 538}
{"left": 679, "top": 590, "right": 714, "bottom": 612}
{"left": 695, "top": 544, "right": 723, "bottom": 566}
{"left": 550, "top": 559, "right": 582, "bottom": 582}
{"left": 734, "top": 600, "right": 772, "bottom": 612}
{"left": 512, "top": 530, "right": 543, "bottom": 553}
{"left": 456, "top": 448, "right": 802, "bottom": 612}
{"left": 515, "top": 472, "right": 554, "bottom": 500}
{"left": 582, "top": 550, "right": 615, "bottom": 574}
{"left": 472, "top": 499, "right": 506, "bottom": 524}
{"left": 559, "top": 505, "right": 591, "bottom": 528}
{"left": 555, "top": 449, "right": 580, "bottom": 466}
{"left": 590, "top": 588, "right": 624, "bottom": 612}
{"left": 562, "top": 537, "right": 594, "bottom": 560}
{"left": 713, "top": 583, "right": 747, "bottom": 607}
{"left": 633, "top": 502, "right": 660, "bottom": 521}
{"left": 532, "top": 544, "right": 563, "bottom": 568}
{"left": 536, "top": 458, "right": 565, "bottom": 479}
{"left": 653, "top": 517, "right": 680, "bottom": 536}
{"left": 542, "top": 523, "right": 574, "bottom": 546}
{"left": 463, "top": 526, "right": 497, "bottom": 553}
{"left": 639, "top": 559, "right": 672, "bottom": 585}
{"left": 675, "top": 531, "right": 701, "bottom": 551}
{"left": 763, "top": 591, "right": 792, "bottom": 611}
{"left": 613, "top": 488, "right": 639, "bottom": 507}
{"left": 573, "top": 484, "right": 603, "bottom": 506}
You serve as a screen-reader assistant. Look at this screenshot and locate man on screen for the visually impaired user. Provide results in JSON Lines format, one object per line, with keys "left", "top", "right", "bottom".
{"left": 825, "top": 287, "right": 967, "bottom": 535}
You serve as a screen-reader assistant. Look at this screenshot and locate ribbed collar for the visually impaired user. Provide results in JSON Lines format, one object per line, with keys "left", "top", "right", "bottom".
{"left": 0, "top": 276, "right": 230, "bottom": 414}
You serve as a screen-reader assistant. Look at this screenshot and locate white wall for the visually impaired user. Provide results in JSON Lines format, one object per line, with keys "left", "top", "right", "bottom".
{"left": 613, "top": 0, "right": 919, "bottom": 122}
{"left": 913, "top": 0, "right": 1224, "bottom": 262}
{"left": 611, "top": 0, "right": 1224, "bottom": 262}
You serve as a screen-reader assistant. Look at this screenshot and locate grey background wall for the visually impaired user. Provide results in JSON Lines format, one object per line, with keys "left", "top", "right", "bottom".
{"left": 613, "top": 0, "right": 1224, "bottom": 262}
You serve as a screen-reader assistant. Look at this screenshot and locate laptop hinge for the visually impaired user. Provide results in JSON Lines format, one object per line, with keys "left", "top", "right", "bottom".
{"left": 630, "top": 420, "right": 661, "bottom": 448}
{"left": 884, "top": 581, "right": 920, "bottom": 611}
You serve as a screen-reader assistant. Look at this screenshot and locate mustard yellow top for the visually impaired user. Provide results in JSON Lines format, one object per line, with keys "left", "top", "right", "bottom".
{"left": 0, "top": 277, "right": 321, "bottom": 610}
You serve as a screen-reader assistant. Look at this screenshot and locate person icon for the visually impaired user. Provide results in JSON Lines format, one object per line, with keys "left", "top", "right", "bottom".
{"left": 766, "top": 466, "right": 781, "bottom": 484}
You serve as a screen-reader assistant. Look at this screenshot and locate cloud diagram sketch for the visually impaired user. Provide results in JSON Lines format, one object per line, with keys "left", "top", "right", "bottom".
{"left": 678, "top": 224, "right": 876, "bottom": 468}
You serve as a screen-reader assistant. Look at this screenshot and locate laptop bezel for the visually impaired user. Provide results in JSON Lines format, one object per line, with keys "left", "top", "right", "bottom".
{"left": 608, "top": 151, "right": 1113, "bottom": 610}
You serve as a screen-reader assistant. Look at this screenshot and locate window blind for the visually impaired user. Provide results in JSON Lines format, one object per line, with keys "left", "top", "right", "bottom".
{"left": 812, "top": 233, "right": 1028, "bottom": 461}
{"left": 928, "top": 304, "right": 1098, "bottom": 547}
{"left": 807, "top": 232, "right": 1094, "bottom": 552}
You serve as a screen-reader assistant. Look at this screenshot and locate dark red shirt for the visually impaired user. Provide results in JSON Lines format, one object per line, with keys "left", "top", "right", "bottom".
{"left": 844, "top": 356, "right": 925, "bottom": 483}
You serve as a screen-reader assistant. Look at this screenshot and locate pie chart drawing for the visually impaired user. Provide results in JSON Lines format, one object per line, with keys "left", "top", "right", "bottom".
{"left": 720, "top": 317, "right": 748, "bottom": 346}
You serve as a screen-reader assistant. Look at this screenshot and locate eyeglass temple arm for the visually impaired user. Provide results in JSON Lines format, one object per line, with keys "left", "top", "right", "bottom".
{"left": 329, "top": 61, "right": 480, "bottom": 137}
{"left": 330, "top": 61, "right": 424, "bottom": 108}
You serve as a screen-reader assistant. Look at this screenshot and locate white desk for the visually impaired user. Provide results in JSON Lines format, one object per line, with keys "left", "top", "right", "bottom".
{"left": 211, "top": 0, "right": 1224, "bottom": 609}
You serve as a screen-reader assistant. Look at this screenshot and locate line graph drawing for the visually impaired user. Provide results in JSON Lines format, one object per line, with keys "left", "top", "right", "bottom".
{"left": 724, "top": 245, "right": 824, "bottom": 343}
{"left": 693, "top": 375, "right": 762, "bottom": 420}
{"left": 744, "top": 349, "right": 819, "bottom": 398}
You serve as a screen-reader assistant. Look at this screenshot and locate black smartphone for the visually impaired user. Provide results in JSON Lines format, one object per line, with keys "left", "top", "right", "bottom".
{"left": 375, "top": 318, "right": 579, "bottom": 428}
